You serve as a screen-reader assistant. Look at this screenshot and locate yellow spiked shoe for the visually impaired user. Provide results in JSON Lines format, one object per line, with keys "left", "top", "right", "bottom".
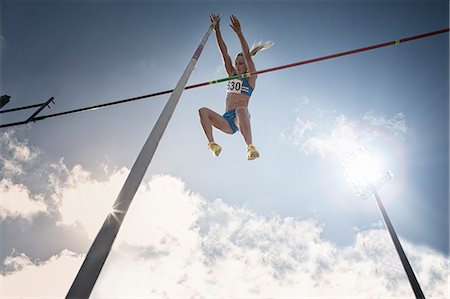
{"left": 247, "top": 144, "right": 260, "bottom": 160}
{"left": 208, "top": 142, "right": 222, "bottom": 157}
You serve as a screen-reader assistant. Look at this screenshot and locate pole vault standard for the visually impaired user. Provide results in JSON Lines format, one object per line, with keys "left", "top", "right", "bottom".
{"left": 66, "top": 18, "right": 218, "bottom": 299}
{"left": 1, "top": 27, "right": 448, "bottom": 129}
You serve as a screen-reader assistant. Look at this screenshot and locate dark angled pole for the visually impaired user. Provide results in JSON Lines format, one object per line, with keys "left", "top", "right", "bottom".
{"left": 372, "top": 189, "right": 425, "bottom": 299}
{"left": 343, "top": 147, "right": 425, "bottom": 298}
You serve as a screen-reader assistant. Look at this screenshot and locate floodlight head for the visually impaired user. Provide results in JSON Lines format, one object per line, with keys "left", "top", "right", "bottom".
{"left": 0, "top": 95, "right": 11, "bottom": 109}
{"left": 342, "top": 146, "right": 393, "bottom": 198}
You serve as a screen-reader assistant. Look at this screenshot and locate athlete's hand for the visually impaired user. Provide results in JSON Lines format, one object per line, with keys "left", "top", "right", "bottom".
{"left": 210, "top": 14, "right": 220, "bottom": 31}
{"left": 229, "top": 15, "right": 242, "bottom": 34}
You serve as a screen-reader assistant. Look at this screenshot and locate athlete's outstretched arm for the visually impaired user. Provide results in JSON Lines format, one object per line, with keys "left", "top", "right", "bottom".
{"left": 229, "top": 15, "right": 257, "bottom": 75}
{"left": 210, "top": 14, "right": 235, "bottom": 76}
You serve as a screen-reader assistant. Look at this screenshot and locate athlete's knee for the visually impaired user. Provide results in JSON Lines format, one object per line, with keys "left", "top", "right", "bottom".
{"left": 199, "top": 107, "right": 210, "bottom": 118}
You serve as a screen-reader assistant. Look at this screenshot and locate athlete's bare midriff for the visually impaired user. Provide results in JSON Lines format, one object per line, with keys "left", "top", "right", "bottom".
{"left": 225, "top": 93, "right": 250, "bottom": 111}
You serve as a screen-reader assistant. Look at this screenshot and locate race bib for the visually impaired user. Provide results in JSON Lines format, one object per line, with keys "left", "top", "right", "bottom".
{"left": 227, "top": 79, "right": 242, "bottom": 94}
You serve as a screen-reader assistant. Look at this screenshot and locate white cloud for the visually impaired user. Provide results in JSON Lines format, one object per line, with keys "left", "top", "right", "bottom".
{"left": 0, "top": 179, "right": 48, "bottom": 220}
{"left": 1, "top": 250, "right": 83, "bottom": 298}
{"left": 1, "top": 130, "right": 39, "bottom": 162}
{"left": 292, "top": 118, "right": 316, "bottom": 142}
{"left": 0, "top": 130, "right": 40, "bottom": 175}
{"left": 1, "top": 131, "right": 446, "bottom": 298}
{"left": 90, "top": 176, "right": 445, "bottom": 298}
{"left": 285, "top": 99, "right": 409, "bottom": 160}
{"left": 363, "top": 112, "right": 408, "bottom": 138}
{"left": 1, "top": 171, "right": 447, "bottom": 298}
{"left": 300, "top": 96, "right": 310, "bottom": 105}
{"left": 51, "top": 164, "right": 129, "bottom": 239}
{"left": 115, "top": 175, "right": 201, "bottom": 249}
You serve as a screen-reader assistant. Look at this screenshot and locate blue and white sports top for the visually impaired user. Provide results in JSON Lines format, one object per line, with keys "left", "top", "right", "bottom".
{"left": 227, "top": 76, "right": 254, "bottom": 97}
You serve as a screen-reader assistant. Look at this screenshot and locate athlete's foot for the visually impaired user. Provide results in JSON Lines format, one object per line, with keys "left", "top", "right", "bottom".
{"left": 247, "top": 144, "right": 260, "bottom": 160}
{"left": 208, "top": 142, "right": 222, "bottom": 157}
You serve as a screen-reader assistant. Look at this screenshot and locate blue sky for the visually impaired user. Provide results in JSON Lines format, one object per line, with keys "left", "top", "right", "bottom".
{"left": 1, "top": 0, "right": 449, "bottom": 297}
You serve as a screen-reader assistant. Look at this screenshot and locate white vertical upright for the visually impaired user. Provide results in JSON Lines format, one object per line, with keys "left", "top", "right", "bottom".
{"left": 66, "top": 18, "right": 218, "bottom": 299}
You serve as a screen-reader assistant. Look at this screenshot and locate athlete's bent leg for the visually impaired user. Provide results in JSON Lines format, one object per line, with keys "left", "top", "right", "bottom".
{"left": 235, "top": 106, "right": 252, "bottom": 145}
{"left": 235, "top": 106, "right": 259, "bottom": 160}
{"left": 199, "top": 107, "right": 234, "bottom": 157}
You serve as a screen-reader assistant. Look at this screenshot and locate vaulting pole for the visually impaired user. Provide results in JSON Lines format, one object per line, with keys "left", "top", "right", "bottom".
{"left": 66, "top": 18, "right": 217, "bottom": 299}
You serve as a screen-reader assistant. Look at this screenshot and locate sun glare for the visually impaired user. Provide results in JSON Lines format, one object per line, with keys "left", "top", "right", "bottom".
{"left": 109, "top": 207, "right": 125, "bottom": 223}
{"left": 342, "top": 147, "right": 393, "bottom": 198}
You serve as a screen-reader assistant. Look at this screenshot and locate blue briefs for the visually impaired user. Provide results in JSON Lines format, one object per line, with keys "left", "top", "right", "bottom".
{"left": 223, "top": 109, "right": 238, "bottom": 134}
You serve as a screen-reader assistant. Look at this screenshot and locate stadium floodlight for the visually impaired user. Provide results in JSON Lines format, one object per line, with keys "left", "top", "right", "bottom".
{"left": 342, "top": 146, "right": 393, "bottom": 199}
{"left": 342, "top": 146, "right": 425, "bottom": 299}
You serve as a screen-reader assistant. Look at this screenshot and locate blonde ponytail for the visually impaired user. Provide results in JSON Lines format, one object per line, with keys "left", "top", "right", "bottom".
{"left": 250, "top": 40, "right": 274, "bottom": 57}
{"left": 237, "top": 40, "right": 274, "bottom": 58}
